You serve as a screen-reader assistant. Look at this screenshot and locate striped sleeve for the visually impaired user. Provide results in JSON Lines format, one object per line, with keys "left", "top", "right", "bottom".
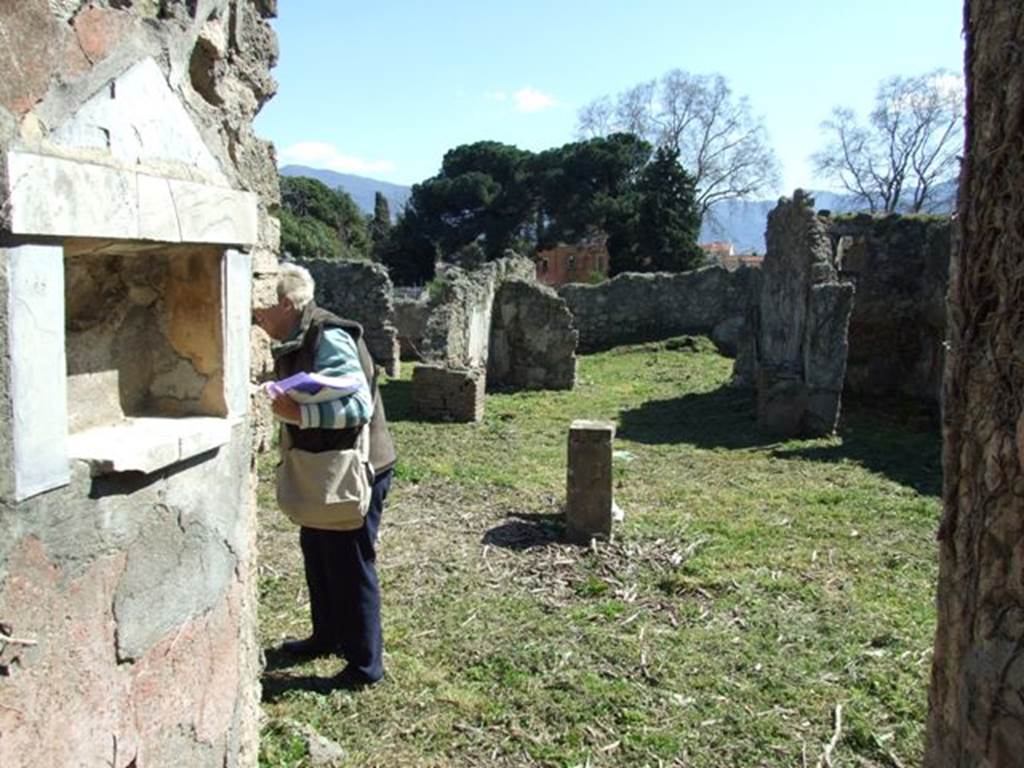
{"left": 298, "top": 327, "right": 374, "bottom": 430}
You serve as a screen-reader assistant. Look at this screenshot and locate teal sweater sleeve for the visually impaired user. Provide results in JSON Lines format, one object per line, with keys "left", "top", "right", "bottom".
{"left": 298, "top": 327, "right": 375, "bottom": 430}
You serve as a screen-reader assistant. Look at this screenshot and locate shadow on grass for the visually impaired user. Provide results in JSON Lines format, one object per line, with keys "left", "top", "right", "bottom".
{"left": 618, "top": 385, "right": 941, "bottom": 497}
{"left": 379, "top": 378, "right": 415, "bottom": 422}
{"left": 773, "top": 400, "right": 942, "bottom": 497}
{"left": 483, "top": 512, "right": 565, "bottom": 551}
{"left": 617, "top": 384, "right": 771, "bottom": 449}
{"left": 263, "top": 644, "right": 334, "bottom": 673}
{"left": 261, "top": 672, "right": 331, "bottom": 702}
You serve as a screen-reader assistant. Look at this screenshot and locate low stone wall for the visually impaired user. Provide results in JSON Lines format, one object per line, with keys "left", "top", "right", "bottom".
{"left": 412, "top": 364, "right": 485, "bottom": 422}
{"left": 559, "top": 266, "right": 757, "bottom": 353}
{"left": 296, "top": 258, "right": 400, "bottom": 377}
{"left": 830, "top": 214, "right": 951, "bottom": 405}
{"left": 418, "top": 256, "right": 535, "bottom": 367}
{"left": 488, "top": 279, "right": 578, "bottom": 390}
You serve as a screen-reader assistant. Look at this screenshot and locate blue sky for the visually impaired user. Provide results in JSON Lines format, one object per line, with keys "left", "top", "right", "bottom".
{"left": 254, "top": 0, "right": 965, "bottom": 195}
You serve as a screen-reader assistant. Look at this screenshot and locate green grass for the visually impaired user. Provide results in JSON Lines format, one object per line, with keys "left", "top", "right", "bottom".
{"left": 258, "top": 338, "right": 941, "bottom": 767}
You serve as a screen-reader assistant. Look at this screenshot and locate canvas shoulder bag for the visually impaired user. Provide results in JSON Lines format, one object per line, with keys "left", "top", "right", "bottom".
{"left": 276, "top": 422, "right": 374, "bottom": 531}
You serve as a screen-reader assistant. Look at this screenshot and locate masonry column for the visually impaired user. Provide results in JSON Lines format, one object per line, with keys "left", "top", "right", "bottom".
{"left": 566, "top": 420, "right": 615, "bottom": 543}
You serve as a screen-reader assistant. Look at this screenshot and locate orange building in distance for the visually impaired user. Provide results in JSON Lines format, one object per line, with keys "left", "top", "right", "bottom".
{"left": 535, "top": 235, "right": 610, "bottom": 286}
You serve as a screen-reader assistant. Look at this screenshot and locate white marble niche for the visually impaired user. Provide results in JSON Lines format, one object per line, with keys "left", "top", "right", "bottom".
{"left": 0, "top": 58, "right": 255, "bottom": 500}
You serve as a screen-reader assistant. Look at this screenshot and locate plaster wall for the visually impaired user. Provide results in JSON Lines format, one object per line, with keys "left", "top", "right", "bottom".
{"left": 0, "top": 1, "right": 278, "bottom": 765}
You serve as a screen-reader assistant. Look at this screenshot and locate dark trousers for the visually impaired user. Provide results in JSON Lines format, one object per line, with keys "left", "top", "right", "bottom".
{"left": 299, "top": 468, "right": 392, "bottom": 682}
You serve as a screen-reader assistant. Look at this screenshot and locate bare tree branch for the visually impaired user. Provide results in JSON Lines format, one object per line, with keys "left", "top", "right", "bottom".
{"left": 577, "top": 69, "right": 780, "bottom": 216}
{"left": 812, "top": 69, "right": 964, "bottom": 213}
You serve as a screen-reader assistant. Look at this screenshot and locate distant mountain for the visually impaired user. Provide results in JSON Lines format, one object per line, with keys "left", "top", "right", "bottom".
{"left": 700, "top": 190, "right": 882, "bottom": 253}
{"left": 280, "top": 165, "right": 411, "bottom": 219}
{"left": 700, "top": 185, "right": 956, "bottom": 253}
{"left": 281, "top": 164, "right": 953, "bottom": 254}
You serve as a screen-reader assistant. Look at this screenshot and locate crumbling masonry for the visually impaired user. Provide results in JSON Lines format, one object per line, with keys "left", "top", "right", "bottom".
{"left": 0, "top": 2, "right": 279, "bottom": 766}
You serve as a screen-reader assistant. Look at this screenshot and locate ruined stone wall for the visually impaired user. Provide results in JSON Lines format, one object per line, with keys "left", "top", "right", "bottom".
{"left": 559, "top": 265, "right": 756, "bottom": 353}
{"left": 393, "top": 289, "right": 431, "bottom": 360}
{"left": 295, "top": 257, "right": 400, "bottom": 376}
{"left": 830, "top": 214, "right": 951, "bottom": 405}
{"left": 0, "top": 2, "right": 279, "bottom": 765}
{"left": 488, "top": 279, "right": 578, "bottom": 390}
{"left": 419, "top": 256, "right": 535, "bottom": 367}
{"left": 748, "top": 190, "right": 855, "bottom": 437}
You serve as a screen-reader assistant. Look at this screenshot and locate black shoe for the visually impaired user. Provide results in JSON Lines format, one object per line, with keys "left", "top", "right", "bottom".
{"left": 321, "top": 665, "right": 380, "bottom": 692}
{"left": 278, "top": 636, "right": 336, "bottom": 658}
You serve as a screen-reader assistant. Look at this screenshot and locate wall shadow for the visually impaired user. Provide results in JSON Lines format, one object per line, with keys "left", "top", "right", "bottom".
{"left": 618, "top": 386, "right": 941, "bottom": 497}
{"left": 772, "top": 401, "right": 941, "bottom": 497}
{"left": 617, "top": 385, "right": 771, "bottom": 449}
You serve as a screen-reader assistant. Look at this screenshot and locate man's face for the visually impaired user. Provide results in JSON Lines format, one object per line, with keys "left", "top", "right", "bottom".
{"left": 253, "top": 297, "right": 298, "bottom": 341}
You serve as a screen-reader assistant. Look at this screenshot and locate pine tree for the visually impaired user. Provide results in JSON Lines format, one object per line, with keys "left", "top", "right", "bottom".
{"left": 634, "top": 146, "right": 704, "bottom": 272}
{"left": 369, "top": 191, "right": 392, "bottom": 258}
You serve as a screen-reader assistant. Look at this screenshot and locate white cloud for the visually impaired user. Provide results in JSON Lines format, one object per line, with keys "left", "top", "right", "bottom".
{"left": 485, "top": 90, "right": 508, "bottom": 103}
{"left": 513, "top": 86, "right": 557, "bottom": 113}
{"left": 277, "top": 141, "right": 396, "bottom": 175}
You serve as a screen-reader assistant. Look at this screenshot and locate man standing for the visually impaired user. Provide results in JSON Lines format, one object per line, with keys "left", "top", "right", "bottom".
{"left": 255, "top": 263, "right": 396, "bottom": 689}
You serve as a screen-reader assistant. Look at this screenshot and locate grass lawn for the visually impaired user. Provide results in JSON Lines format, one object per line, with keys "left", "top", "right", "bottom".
{"left": 257, "top": 338, "right": 941, "bottom": 767}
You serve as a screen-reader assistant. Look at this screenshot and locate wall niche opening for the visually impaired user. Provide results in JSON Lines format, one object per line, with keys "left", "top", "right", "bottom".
{"left": 65, "top": 239, "right": 232, "bottom": 475}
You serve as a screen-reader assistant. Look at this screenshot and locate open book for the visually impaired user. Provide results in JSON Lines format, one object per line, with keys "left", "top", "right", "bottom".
{"left": 262, "top": 371, "right": 364, "bottom": 404}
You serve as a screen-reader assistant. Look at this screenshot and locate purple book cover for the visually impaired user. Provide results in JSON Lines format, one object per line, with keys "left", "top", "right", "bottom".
{"left": 265, "top": 371, "right": 361, "bottom": 397}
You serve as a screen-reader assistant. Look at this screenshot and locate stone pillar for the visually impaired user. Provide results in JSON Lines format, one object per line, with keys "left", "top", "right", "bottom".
{"left": 224, "top": 249, "right": 252, "bottom": 418}
{"left": 754, "top": 190, "right": 854, "bottom": 437}
{"left": 566, "top": 420, "right": 615, "bottom": 543}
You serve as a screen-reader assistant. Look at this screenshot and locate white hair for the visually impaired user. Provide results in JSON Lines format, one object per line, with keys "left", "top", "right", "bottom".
{"left": 277, "top": 263, "right": 315, "bottom": 310}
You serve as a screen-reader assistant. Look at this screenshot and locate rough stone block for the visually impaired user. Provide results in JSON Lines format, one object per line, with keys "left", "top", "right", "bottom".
{"left": 750, "top": 191, "right": 855, "bottom": 438}
{"left": 804, "top": 282, "right": 855, "bottom": 393}
{"left": 417, "top": 256, "right": 535, "bottom": 367}
{"left": 0, "top": 0, "right": 64, "bottom": 115}
{"left": 805, "top": 390, "right": 843, "bottom": 436}
{"left": 393, "top": 292, "right": 431, "bottom": 360}
{"left": 566, "top": 420, "right": 615, "bottom": 544}
{"left": 412, "top": 364, "right": 485, "bottom": 422}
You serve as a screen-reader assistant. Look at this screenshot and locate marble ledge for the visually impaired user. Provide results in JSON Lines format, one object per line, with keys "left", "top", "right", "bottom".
{"left": 68, "top": 416, "right": 242, "bottom": 476}
{"left": 4, "top": 150, "right": 258, "bottom": 247}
